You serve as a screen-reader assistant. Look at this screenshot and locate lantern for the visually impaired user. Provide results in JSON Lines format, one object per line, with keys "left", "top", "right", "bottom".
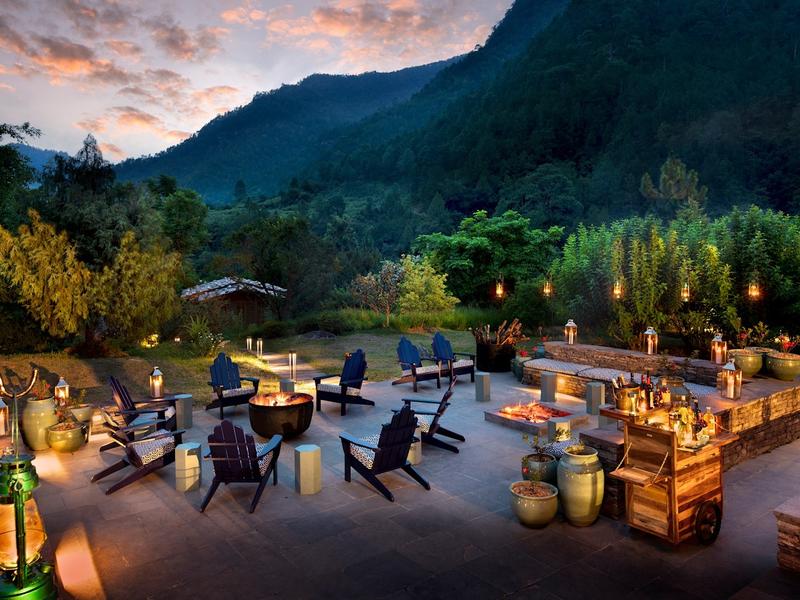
{"left": 564, "top": 319, "right": 578, "bottom": 345}
{"left": 0, "top": 400, "right": 6, "bottom": 437}
{"left": 613, "top": 280, "right": 623, "bottom": 300}
{"left": 681, "top": 282, "right": 690, "bottom": 302}
{"left": 246, "top": 336, "right": 253, "bottom": 351}
{"left": 710, "top": 333, "right": 727, "bottom": 365}
{"left": 543, "top": 280, "right": 553, "bottom": 298}
{"left": 288, "top": 351, "right": 297, "bottom": 382}
{"left": 721, "top": 359, "right": 742, "bottom": 400}
{"left": 747, "top": 281, "right": 761, "bottom": 300}
{"left": 643, "top": 327, "right": 658, "bottom": 355}
{"left": 495, "top": 276, "right": 505, "bottom": 299}
{"left": 53, "top": 377, "right": 69, "bottom": 405}
{"left": 256, "top": 338, "right": 263, "bottom": 358}
{"left": 173, "top": 336, "right": 181, "bottom": 344}
{"left": 149, "top": 367, "right": 163, "bottom": 399}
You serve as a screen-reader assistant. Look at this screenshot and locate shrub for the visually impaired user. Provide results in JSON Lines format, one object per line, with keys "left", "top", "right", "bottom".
{"left": 184, "top": 315, "right": 224, "bottom": 357}
{"left": 398, "top": 255, "right": 459, "bottom": 317}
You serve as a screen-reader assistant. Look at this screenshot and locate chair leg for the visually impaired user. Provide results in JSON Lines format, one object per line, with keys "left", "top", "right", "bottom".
{"left": 402, "top": 464, "right": 431, "bottom": 490}
{"left": 344, "top": 457, "right": 351, "bottom": 482}
{"left": 435, "top": 426, "right": 465, "bottom": 442}
{"left": 219, "top": 403, "right": 224, "bottom": 420}
{"left": 436, "top": 375, "right": 441, "bottom": 389}
{"left": 99, "top": 441, "right": 118, "bottom": 453}
{"left": 250, "top": 475, "right": 270, "bottom": 513}
{"left": 362, "top": 471, "right": 394, "bottom": 502}
{"left": 470, "top": 370, "right": 475, "bottom": 383}
{"left": 423, "top": 435, "right": 459, "bottom": 453}
{"left": 105, "top": 464, "right": 155, "bottom": 495}
{"left": 91, "top": 459, "right": 129, "bottom": 482}
{"left": 413, "top": 380, "right": 418, "bottom": 393}
{"left": 341, "top": 401, "right": 347, "bottom": 416}
{"left": 273, "top": 463, "right": 278, "bottom": 485}
{"left": 316, "top": 396, "right": 321, "bottom": 411}
{"left": 200, "top": 479, "right": 221, "bottom": 512}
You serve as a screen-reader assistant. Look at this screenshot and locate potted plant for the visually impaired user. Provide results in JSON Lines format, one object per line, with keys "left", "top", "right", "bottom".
{"left": 509, "top": 480, "right": 558, "bottom": 528}
{"left": 521, "top": 433, "right": 557, "bottom": 484}
{"left": 511, "top": 349, "right": 529, "bottom": 381}
{"left": 69, "top": 390, "right": 94, "bottom": 424}
{"left": 471, "top": 319, "right": 529, "bottom": 372}
{"left": 766, "top": 333, "right": 800, "bottom": 381}
{"left": 745, "top": 322, "right": 772, "bottom": 374}
{"left": 22, "top": 380, "right": 58, "bottom": 451}
{"left": 47, "top": 389, "right": 87, "bottom": 453}
{"left": 727, "top": 349, "right": 762, "bottom": 378}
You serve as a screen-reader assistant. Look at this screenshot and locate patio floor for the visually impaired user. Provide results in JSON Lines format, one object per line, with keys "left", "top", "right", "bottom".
{"left": 34, "top": 373, "right": 800, "bottom": 599}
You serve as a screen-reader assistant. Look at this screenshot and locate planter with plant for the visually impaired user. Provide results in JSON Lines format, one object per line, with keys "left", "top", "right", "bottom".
{"left": 509, "top": 481, "right": 558, "bottom": 528}
{"left": 22, "top": 380, "right": 58, "bottom": 451}
{"left": 766, "top": 333, "right": 800, "bottom": 381}
{"left": 471, "top": 319, "right": 529, "bottom": 372}
{"left": 47, "top": 388, "right": 88, "bottom": 453}
{"left": 69, "top": 389, "right": 94, "bottom": 423}
{"left": 520, "top": 433, "right": 557, "bottom": 485}
{"left": 727, "top": 349, "right": 762, "bottom": 378}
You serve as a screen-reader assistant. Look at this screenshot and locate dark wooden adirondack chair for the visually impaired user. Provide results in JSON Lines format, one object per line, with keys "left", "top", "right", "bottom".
{"left": 207, "top": 352, "right": 260, "bottom": 419}
{"left": 313, "top": 349, "right": 373, "bottom": 416}
{"left": 200, "top": 420, "right": 282, "bottom": 514}
{"left": 99, "top": 377, "right": 177, "bottom": 452}
{"left": 340, "top": 405, "right": 429, "bottom": 502}
{"left": 432, "top": 332, "right": 475, "bottom": 383}
{"left": 91, "top": 425, "right": 184, "bottom": 494}
{"left": 392, "top": 336, "right": 441, "bottom": 392}
{"left": 397, "top": 376, "right": 465, "bottom": 453}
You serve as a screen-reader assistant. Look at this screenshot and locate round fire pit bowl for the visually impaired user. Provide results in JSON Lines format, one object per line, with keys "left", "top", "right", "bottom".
{"left": 249, "top": 392, "right": 314, "bottom": 440}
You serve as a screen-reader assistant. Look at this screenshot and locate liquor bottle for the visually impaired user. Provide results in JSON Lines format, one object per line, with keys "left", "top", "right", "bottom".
{"left": 703, "top": 407, "right": 717, "bottom": 436}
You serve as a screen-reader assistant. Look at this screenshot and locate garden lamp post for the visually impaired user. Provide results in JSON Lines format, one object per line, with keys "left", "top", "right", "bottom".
{"left": 288, "top": 351, "right": 297, "bottom": 382}
{"left": 246, "top": 336, "right": 252, "bottom": 351}
{"left": 256, "top": 338, "right": 263, "bottom": 358}
{"left": 53, "top": 378, "right": 69, "bottom": 405}
{"left": 721, "top": 359, "right": 742, "bottom": 400}
{"left": 710, "top": 333, "right": 727, "bottom": 365}
{"left": 564, "top": 319, "right": 578, "bottom": 345}
{"left": 149, "top": 367, "right": 164, "bottom": 399}
{"left": 644, "top": 327, "right": 658, "bottom": 355}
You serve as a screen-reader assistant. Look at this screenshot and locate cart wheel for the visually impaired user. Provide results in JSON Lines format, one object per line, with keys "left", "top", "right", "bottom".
{"left": 694, "top": 500, "right": 721, "bottom": 545}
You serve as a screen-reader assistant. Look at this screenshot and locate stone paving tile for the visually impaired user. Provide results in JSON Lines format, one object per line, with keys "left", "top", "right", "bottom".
{"left": 406, "top": 567, "right": 506, "bottom": 599}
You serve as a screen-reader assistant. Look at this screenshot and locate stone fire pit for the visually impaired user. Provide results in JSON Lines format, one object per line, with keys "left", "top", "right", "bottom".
{"left": 484, "top": 400, "right": 588, "bottom": 435}
{"left": 249, "top": 392, "right": 313, "bottom": 439}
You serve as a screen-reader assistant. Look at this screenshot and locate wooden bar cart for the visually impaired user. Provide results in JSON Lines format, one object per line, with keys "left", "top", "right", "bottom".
{"left": 606, "top": 408, "right": 737, "bottom": 545}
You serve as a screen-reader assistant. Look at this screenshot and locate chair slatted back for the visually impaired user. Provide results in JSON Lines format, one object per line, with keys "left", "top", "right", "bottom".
{"left": 341, "top": 349, "right": 367, "bottom": 390}
{"left": 210, "top": 353, "right": 242, "bottom": 391}
{"left": 109, "top": 376, "right": 137, "bottom": 425}
{"left": 372, "top": 406, "right": 417, "bottom": 473}
{"left": 432, "top": 332, "right": 455, "bottom": 362}
{"left": 397, "top": 337, "right": 422, "bottom": 369}
{"left": 207, "top": 420, "right": 261, "bottom": 481}
{"left": 429, "top": 377, "right": 457, "bottom": 432}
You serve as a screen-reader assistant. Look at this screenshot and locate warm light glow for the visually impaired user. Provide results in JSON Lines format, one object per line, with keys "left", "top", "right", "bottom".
{"left": 54, "top": 377, "right": 69, "bottom": 403}
{"left": 644, "top": 327, "right": 658, "bottom": 355}
{"left": 55, "top": 523, "right": 104, "bottom": 598}
{"left": 710, "top": 333, "right": 727, "bottom": 365}
{"left": 149, "top": 366, "right": 163, "bottom": 399}
{"left": 564, "top": 319, "right": 577, "bottom": 345}
{"left": 246, "top": 336, "right": 253, "bottom": 351}
{"left": 495, "top": 280, "right": 505, "bottom": 298}
{"left": 721, "top": 359, "right": 742, "bottom": 399}
{"left": 256, "top": 338, "right": 263, "bottom": 358}
{"left": 250, "top": 392, "right": 312, "bottom": 407}
{"left": 681, "top": 282, "right": 690, "bottom": 302}
{"left": 748, "top": 281, "right": 761, "bottom": 300}
{"left": 0, "top": 498, "right": 46, "bottom": 569}
{"left": 173, "top": 336, "right": 181, "bottom": 343}
{"left": 613, "top": 280, "right": 623, "bottom": 300}
{"left": 288, "top": 351, "right": 298, "bottom": 382}
{"left": 498, "top": 401, "right": 569, "bottom": 422}
{"left": 543, "top": 280, "right": 552, "bottom": 298}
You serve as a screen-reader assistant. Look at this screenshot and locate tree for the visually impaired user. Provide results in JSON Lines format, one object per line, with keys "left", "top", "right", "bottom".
{"left": 351, "top": 261, "right": 404, "bottom": 327}
{"left": 398, "top": 255, "right": 459, "bottom": 314}
{"left": 162, "top": 189, "right": 209, "bottom": 254}
{"left": 640, "top": 157, "right": 708, "bottom": 217}
{"left": 0, "top": 122, "right": 40, "bottom": 228}
{"left": 496, "top": 164, "right": 583, "bottom": 228}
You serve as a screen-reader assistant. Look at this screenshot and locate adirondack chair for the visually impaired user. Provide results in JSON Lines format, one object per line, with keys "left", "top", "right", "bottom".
{"left": 397, "top": 376, "right": 464, "bottom": 453}
{"left": 200, "top": 420, "right": 282, "bottom": 514}
{"left": 392, "top": 336, "right": 441, "bottom": 392}
{"left": 313, "top": 349, "right": 373, "bottom": 416}
{"left": 432, "top": 332, "right": 475, "bottom": 383}
{"left": 91, "top": 424, "right": 184, "bottom": 495}
{"left": 340, "top": 405, "right": 429, "bottom": 502}
{"left": 98, "top": 377, "right": 177, "bottom": 452}
{"left": 207, "top": 352, "right": 260, "bottom": 419}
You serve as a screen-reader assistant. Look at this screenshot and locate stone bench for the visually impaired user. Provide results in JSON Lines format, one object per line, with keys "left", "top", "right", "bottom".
{"left": 775, "top": 495, "right": 800, "bottom": 572}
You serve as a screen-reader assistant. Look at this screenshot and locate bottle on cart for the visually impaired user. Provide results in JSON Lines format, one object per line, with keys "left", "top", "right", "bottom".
{"left": 703, "top": 407, "right": 717, "bottom": 436}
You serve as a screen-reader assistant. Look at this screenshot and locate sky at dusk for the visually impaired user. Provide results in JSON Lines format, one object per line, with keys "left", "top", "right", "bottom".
{"left": 0, "top": 0, "right": 509, "bottom": 161}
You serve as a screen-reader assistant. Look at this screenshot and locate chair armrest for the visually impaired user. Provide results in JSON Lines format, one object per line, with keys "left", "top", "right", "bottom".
{"left": 453, "top": 352, "right": 475, "bottom": 359}
{"left": 408, "top": 410, "right": 439, "bottom": 416}
{"left": 339, "top": 432, "right": 379, "bottom": 450}
{"left": 257, "top": 434, "right": 282, "bottom": 457}
{"left": 339, "top": 378, "right": 364, "bottom": 387}
{"left": 117, "top": 408, "right": 166, "bottom": 416}
{"left": 241, "top": 376, "right": 259, "bottom": 385}
{"left": 314, "top": 373, "right": 341, "bottom": 384}
{"left": 133, "top": 398, "right": 175, "bottom": 408}
{"left": 129, "top": 429, "right": 185, "bottom": 444}
{"left": 401, "top": 398, "right": 441, "bottom": 405}
{"left": 116, "top": 419, "right": 167, "bottom": 432}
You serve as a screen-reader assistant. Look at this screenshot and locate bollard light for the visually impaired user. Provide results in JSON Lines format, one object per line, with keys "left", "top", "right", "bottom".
{"left": 681, "top": 282, "right": 690, "bottom": 303}
{"left": 256, "top": 338, "right": 263, "bottom": 358}
{"left": 564, "top": 319, "right": 578, "bottom": 345}
{"left": 288, "top": 351, "right": 297, "bottom": 382}
{"left": 246, "top": 336, "right": 253, "bottom": 351}
{"left": 613, "top": 280, "right": 623, "bottom": 300}
{"left": 542, "top": 280, "right": 552, "bottom": 298}
{"left": 747, "top": 281, "right": 761, "bottom": 301}
{"left": 149, "top": 367, "right": 164, "bottom": 399}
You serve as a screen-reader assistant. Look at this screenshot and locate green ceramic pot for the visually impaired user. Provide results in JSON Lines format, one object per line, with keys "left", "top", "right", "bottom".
{"left": 746, "top": 347, "right": 774, "bottom": 374}
{"left": 22, "top": 397, "right": 58, "bottom": 451}
{"left": 509, "top": 481, "right": 558, "bottom": 528}
{"left": 727, "top": 349, "right": 762, "bottom": 379}
{"left": 765, "top": 352, "right": 800, "bottom": 382}
{"left": 521, "top": 452, "right": 557, "bottom": 485}
{"left": 70, "top": 404, "right": 94, "bottom": 423}
{"left": 557, "top": 445, "right": 604, "bottom": 527}
{"left": 47, "top": 422, "right": 88, "bottom": 453}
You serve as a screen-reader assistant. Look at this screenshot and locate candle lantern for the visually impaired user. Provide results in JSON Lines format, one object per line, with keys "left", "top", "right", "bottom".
{"left": 0, "top": 400, "right": 7, "bottom": 437}
{"left": 288, "top": 351, "right": 297, "bottom": 382}
{"left": 53, "top": 377, "right": 69, "bottom": 405}
{"left": 495, "top": 277, "right": 504, "bottom": 299}
{"left": 644, "top": 327, "right": 658, "bottom": 355}
{"left": 543, "top": 280, "right": 552, "bottom": 298}
{"left": 173, "top": 336, "right": 181, "bottom": 344}
{"left": 246, "top": 336, "right": 253, "bottom": 351}
{"left": 747, "top": 281, "right": 761, "bottom": 300}
{"left": 681, "top": 282, "right": 690, "bottom": 302}
{"left": 564, "top": 319, "right": 578, "bottom": 345}
{"left": 256, "top": 338, "right": 263, "bottom": 358}
{"left": 710, "top": 333, "right": 727, "bottom": 365}
{"left": 149, "top": 366, "right": 163, "bottom": 399}
{"left": 721, "top": 359, "right": 742, "bottom": 400}
{"left": 613, "top": 280, "right": 623, "bottom": 300}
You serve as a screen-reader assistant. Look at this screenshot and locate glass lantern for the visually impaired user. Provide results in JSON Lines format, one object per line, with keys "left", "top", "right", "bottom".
{"left": 495, "top": 277, "right": 504, "bottom": 299}
{"left": 644, "top": 327, "right": 658, "bottom": 355}
{"left": 710, "top": 333, "right": 727, "bottom": 365}
{"left": 543, "top": 280, "right": 552, "bottom": 298}
{"left": 747, "top": 281, "right": 761, "bottom": 300}
{"left": 564, "top": 319, "right": 578, "bottom": 345}
{"left": 681, "top": 282, "right": 690, "bottom": 302}
{"left": 53, "top": 377, "right": 69, "bottom": 405}
{"left": 0, "top": 499, "right": 46, "bottom": 571}
{"left": 246, "top": 336, "right": 253, "bottom": 351}
{"left": 613, "top": 280, "right": 623, "bottom": 300}
{"left": 721, "top": 359, "right": 742, "bottom": 400}
{"left": 149, "top": 367, "right": 163, "bottom": 399}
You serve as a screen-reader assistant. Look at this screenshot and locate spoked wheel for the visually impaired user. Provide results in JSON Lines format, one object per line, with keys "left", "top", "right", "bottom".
{"left": 694, "top": 500, "right": 722, "bottom": 545}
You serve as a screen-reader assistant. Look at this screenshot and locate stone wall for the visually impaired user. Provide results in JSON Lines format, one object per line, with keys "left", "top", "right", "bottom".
{"left": 521, "top": 367, "right": 589, "bottom": 398}
{"left": 544, "top": 341, "right": 722, "bottom": 386}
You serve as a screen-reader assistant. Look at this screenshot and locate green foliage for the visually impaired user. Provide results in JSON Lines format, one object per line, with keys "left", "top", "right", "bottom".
{"left": 183, "top": 315, "right": 224, "bottom": 357}
{"left": 350, "top": 261, "right": 404, "bottom": 327}
{"left": 503, "top": 280, "right": 550, "bottom": 331}
{"left": 398, "top": 255, "right": 459, "bottom": 317}
{"left": 162, "top": 189, "right": 209, "bottom": 255}
{"left": 640, "top": 157, "right": 708, "bottom": 217}
{"left": 0, "top": 123, "right": 40, "bottom": 229}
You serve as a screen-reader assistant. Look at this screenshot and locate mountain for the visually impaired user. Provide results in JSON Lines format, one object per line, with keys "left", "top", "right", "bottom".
{"left": 9, "top": 144, "right": 66, "bottom": 173}
{"left": 114, "top": 60, "right": 453, "bottom": 204}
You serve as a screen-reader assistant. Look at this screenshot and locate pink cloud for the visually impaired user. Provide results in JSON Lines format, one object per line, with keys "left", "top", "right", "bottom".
{"left": 75, "top": 115, "right": 108, "bottom": 132}
{"left": 0, "top": 82, "right": 15, "bottom": 92}
{"left": 147, "top": 16, "right": 229, "bottom": 62}
{"left": 98, "top": 141, "right": 125, "bottom": 159}
{"left": 220, "top": 2, "right": 270, "bottom": 26}
{"left": 104, "top": 39, "right": 143, "bottom": 59}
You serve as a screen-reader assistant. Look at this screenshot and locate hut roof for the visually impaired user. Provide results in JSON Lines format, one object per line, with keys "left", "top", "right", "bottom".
{"left": 180, "top": 277, "right": 285, "bottom": 302}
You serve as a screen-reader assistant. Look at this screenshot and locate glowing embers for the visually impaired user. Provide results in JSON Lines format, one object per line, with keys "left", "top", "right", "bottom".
{"left": 499, "top": 401, "right": 571, "bottom": 423}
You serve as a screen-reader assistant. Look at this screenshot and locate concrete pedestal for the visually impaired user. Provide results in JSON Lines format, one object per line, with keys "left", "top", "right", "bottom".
{"left": 175, "top": 442, "right": 202, "bottom": 492}
{"left": 408, "top": 426, "right": 422, "bottom": 465}
{"left": 173, "top": 394, "right": 193, "bottom": 429}
{"left": 475, "top": 372, "right": 491, "bottom": 402}
{"left": 585, "top": 382, "right": 604, "bottom": 415}
{"left": 280, "top": 379, "right": 296, "bottom": 393}
{"left": 295, "top": 444, "right": 321, "bottom": 495}
{"left": 547, "top": 417, "right": 571, "bottom": 443}
{"left": 541, "top": 372, "right": 557, "bottom": 403}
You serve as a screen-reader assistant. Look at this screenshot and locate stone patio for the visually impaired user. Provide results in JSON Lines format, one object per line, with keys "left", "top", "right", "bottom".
{"left": 33, "top": 373, "right": 800, "bottom": 599}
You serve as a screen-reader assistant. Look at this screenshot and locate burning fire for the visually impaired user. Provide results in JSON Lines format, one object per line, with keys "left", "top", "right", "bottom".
{"left": 499, "top": 401, "right": 569, "bottom": 422}
{"left": 250, "top": 392, "right": 311, "bottom": 407}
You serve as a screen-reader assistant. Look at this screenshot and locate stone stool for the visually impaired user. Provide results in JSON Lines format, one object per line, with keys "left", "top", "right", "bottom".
{"left": 280, "top": 379, "right": 295, "bottom": 393}
{"left": 294, "top": 444, "right": 321, "bottom": 495}
{"left": 585, "top": 382, "right": 604, "bottom": 415}
{"left": 175, "top": 442, "right": 202, "bottom": 492}
{"left": 541, "top": 372, "right": 557, "bottom": 403}
{"left": 475, "top": 372, "right": 491, "bottom": 402}
{"left": 173, "top": 394, "right": 193, "bottom": 429}
{"left": 408, "top": 426, "right": 422, "bottom": 465}
{"left": 547, "top": 417, "right": 571, "bottom": 443}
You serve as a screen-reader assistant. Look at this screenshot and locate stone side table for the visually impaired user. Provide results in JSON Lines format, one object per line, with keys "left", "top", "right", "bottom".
{"left": 175, "top": 442, "right": 202, "bottom": 492}
{"left": 172, "top": 394, "right": 193, "bottom": 430}
{"left": 295, "top": 444, "right": 321, "bottom": 495}
{"left": 475, "top": 372, "right": 491, "bottom": 402}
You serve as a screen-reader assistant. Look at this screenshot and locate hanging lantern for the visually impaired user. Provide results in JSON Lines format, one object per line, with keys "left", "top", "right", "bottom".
{"left": 681, "top": 282, "right": 690, "bottom": 302}
{"left": 613, "top": 280, "right": 623, "bottom": 300}
{"left": 710, "top": 333, "right": 727, "bottom": 365}
{"left": 747, "top": 281, "right": 761, "bottom": 300}
{"left": 288, "top": 351, "right": 297, "bottom": 382}
{"left": 721, "top": 359, "right": 742, "bottom": 400}
{"left": 643, "top": 327, "right": 658, "bottom": 355}
{"left": 495, "top": 277, "right": 505, "bottom": 299}
{"left": 149, "top": 367, "right": 163, "bottom": 399}
{"left": 246, "top": 336, "right": 253, "bottom": 351}
{"left": 564, "top": 319, "right": 578, "bottom": 345}
{"left": 256, "top": 338, "right": 263, "bottom": 358}
{"left": 173, "top": 336, "right": 181, "bottom": 344}
{"left": 53, "top": 377, "right": 69, "bottom": 405}
{"left": 543, "top": 280, "right": 553, "bottom": 298}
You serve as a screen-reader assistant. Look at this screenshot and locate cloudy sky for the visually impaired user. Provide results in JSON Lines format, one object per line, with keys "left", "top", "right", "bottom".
{"left": 0, "top": 0, "right": 509, "bottom": 161}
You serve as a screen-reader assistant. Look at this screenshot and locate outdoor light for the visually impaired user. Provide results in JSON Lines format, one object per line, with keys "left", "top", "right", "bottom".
{"left": 613, "top": 280, "right": 623, "bottom": 300}
{"left": 644, "top": 327, "right": 658, "bottom": 355}
{"left": 681, "top": 282, "right": 690, "bottom": 302}
{"left": 288, "top": 351, "right": 297, "bottom": 382}
{"left": 246, "top": 336, "right": 253, "bottom": 351}
{"left": 0, "top": 400, "right": 6, "bottom": 437}
{"left": 256, "top": 338, "right": 263, "bottom": 358}
{"left": 543, "top": 280, "right": 552, "bottom": 298}
{"left": 564, "top": 319, "right": 578, "bottom": 345}
{"left": 721, "top": 359, "right": 742, "bottom": 400}
{"left": 748, "top": 281, "right": 761, "bottom": 300}
{"left": 495, "top": 277, "right": 505, "bottom": 299}
{"left": 710, "top": 333, "right": 727, "bottom": 365}
{"left": 53, "top": 377, "right": 69, "bottom": 404}
{"left": 173, "top": 336, "right": 181, "bottom": 344}
{"left": 149, "top": 366, "right": 164, "bottom": 399}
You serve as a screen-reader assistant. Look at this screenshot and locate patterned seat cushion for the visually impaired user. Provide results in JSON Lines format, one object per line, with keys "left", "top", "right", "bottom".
{"left": 401, "top": 365, "right": 440, "bottom": 377}
{"left": 451, "top": 359, "right": 474, "bottom": 370}
{"left": 416, "top": 414, "right": 433, "bottom": 433}
{"left": 576, "top": 367, "right": 637, "bottom": 382}
{"left": 527, "top": 358, "right": 592, "bottom": 375}
{"left": 255, "top": 442, "right": 274, "bottom": 476}
{"left": 317, "top": 383, "right": 361, "bottom": 396}
{"left": 130, "top": 430, "right": 176, "bottom": 465}
{"left": 349, "top": 434, "right": 380, "bottom": 469}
